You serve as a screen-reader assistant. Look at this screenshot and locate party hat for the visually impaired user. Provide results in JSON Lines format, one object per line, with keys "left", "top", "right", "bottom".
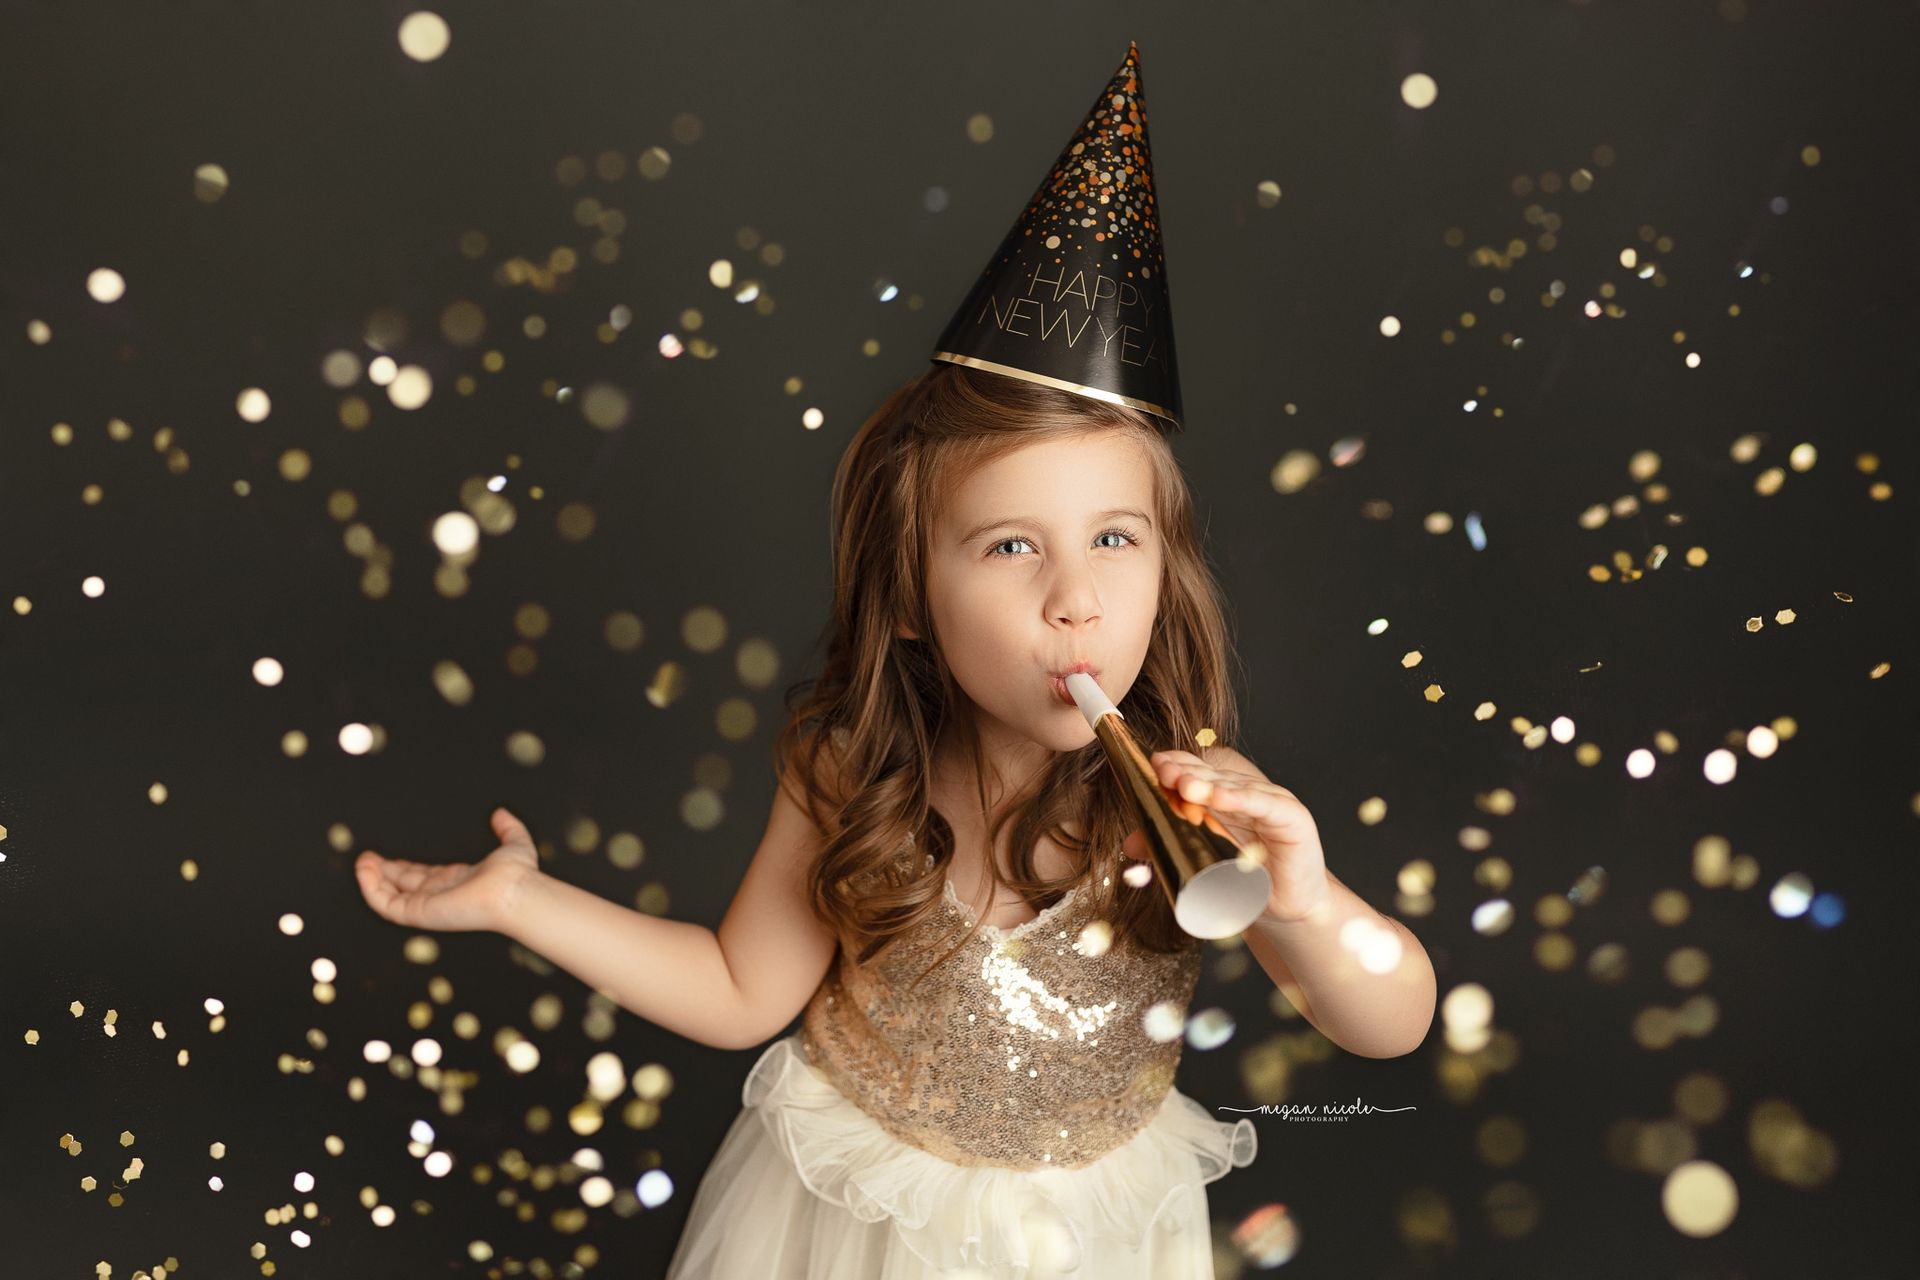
{"left": 932, "top": 41, "right": 1183, "bottom": 431}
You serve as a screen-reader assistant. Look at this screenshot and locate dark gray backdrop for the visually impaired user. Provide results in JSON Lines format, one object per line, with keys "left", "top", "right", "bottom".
{"left": 3, "top": 2, "right": 1914, "bottom": 1276}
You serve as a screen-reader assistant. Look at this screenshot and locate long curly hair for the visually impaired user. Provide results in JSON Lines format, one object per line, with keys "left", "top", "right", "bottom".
{"left": 773, "top": 361, "right": 1247, "bottom": 980}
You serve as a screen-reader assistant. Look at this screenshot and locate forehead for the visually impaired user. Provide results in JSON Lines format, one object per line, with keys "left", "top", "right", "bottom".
{"left": 937, "top": 430, "right": 1155, "bottom": 522}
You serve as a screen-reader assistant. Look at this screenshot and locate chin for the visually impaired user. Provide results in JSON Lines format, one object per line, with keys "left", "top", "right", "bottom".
{"left": 1032, "top": 711, "right": 1099, "bottom": 753}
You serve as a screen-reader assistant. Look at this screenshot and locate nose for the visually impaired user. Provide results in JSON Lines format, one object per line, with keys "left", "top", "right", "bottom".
{"left": 1047, "top": 562, "right": 1103, "bottom": 628}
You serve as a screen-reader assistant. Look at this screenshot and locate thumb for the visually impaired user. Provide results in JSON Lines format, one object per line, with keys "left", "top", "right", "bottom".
{"left": 491, "top": 806, "right": 530, "bottom": 840}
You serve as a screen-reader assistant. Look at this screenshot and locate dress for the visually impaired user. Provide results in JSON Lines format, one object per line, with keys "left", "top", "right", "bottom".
{"left": 664, "top": 835, "right": 1258, "bottom": 1278}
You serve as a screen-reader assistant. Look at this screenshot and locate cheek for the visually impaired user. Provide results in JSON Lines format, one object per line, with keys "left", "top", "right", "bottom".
{"left": 926, "top": 579, "right": 999, "bottom": 648}
{"left": 1126, "top": 559, "right": 1164, "bottom": 611}
{"left": 939, "top": 566, "right": 1012, "bottom": 617}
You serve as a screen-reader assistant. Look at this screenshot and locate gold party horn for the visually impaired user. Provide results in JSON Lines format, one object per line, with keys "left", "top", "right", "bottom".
{"left": 1065, "top": 672, "right": 1273, "bottom": 939}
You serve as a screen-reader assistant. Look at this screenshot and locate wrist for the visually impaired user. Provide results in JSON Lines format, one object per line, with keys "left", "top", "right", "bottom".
{"left": 490, "top": 860, "right": 546, "bottom": 935}
{"left": 1258, "top": 875, "right": 1336, "bottom": 927}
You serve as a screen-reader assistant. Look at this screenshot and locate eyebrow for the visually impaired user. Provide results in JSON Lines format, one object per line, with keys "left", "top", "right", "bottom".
{"left": 958, "top": 507, "right": 1154, "bottom": 545}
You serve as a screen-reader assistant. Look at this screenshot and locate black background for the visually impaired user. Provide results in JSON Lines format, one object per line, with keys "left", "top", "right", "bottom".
{"left": 3, "top": 1, "right": 1916, "bottom": 1276}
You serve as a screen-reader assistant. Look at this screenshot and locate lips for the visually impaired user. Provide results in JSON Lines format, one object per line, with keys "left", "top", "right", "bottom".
{"left": 1048, "top": 662, "right": 1101, "bottom": 707}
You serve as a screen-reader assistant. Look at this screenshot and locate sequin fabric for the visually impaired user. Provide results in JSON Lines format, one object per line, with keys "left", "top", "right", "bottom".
{"left": 799, "top": 838, "right": 1204, "bottom": 1170}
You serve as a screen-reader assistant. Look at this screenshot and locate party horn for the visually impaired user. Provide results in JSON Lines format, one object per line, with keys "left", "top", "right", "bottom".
{"left": 1065, "top": 672, "right": 1273, "bottom": 939}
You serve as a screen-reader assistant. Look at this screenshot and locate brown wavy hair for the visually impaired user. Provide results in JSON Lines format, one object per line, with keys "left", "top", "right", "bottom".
{"left": 773, "top": 361, "right": 1247, "bottom": 980}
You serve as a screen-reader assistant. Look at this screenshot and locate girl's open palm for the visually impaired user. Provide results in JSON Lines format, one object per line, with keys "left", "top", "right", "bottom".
{"left": 354, "top": 807, "right": 538, "bottom": 933}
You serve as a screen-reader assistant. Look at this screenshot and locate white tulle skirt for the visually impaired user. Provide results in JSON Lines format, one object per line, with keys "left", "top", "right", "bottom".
{"left": 663, "top": 1033, "right": 1258, "bottom": 1279}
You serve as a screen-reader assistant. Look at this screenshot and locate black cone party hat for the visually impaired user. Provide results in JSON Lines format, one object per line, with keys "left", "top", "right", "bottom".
{"left": 932, "top": 41, "right": 1183, "bottom": 431}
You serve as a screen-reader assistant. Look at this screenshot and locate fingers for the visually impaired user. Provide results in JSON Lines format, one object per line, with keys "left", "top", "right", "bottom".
{"left": 491, "top": 806, "right": 533, "bottom": 846}
{"left": 361, "top": 853, "right": 430, "bottom": 892}
{"left": 354, "top": 853, "right": 409, "bottom": 924}
{"left": 355, "top": 851, "right": 431, "bottom": 920}
{"left": 1150, "top": 759, "right": 1276, "bottom": 809}
{"left": 1150, "top": 753, "right": 1220, "bottom": 800}
{"left": 1149, "top": 752, "right": 1279, "bottom": 797}
{"left": 391, "top": 860, "right": 432, "bottom": 892}
{"left": 1150, "top": 752, "right": 1211, "bottom": 785}
{"left": 1177, "top": 773, "right": 1217, "bottom": 801}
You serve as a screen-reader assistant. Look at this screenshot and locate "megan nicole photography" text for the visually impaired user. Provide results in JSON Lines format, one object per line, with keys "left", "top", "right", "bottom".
{"left": 1217, "top": 1099, "right": 1418, "bottom": 1122}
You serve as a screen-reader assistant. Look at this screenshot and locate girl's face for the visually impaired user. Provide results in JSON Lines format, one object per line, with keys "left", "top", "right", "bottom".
{"left": 915, "top": 428, "right": 1165, "bottom": 766}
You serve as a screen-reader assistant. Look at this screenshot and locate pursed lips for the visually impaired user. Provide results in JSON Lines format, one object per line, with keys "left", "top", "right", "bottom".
{"left": 1047, "top": 662, "right": 1101, "bottom": 705}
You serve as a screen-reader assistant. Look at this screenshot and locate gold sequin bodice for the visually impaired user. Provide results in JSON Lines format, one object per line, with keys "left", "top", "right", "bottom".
{"left": 798, "top": 841, "right": 1204, "bottom": 1170}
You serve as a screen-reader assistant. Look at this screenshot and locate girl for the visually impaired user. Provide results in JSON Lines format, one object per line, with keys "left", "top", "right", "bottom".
{"left": 355, "top": 43, "right": 1435, "bottom": 1279}
{"left": 353, "top": 363, "right": 1437, "bottom": 1279}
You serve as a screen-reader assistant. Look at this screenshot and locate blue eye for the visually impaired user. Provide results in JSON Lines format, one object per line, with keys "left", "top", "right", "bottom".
{"left": 988, "top": 526, "right": 1144, "bottom": 559}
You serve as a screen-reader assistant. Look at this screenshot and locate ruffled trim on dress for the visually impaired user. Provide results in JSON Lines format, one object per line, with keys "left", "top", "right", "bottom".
{"left": 742, "top": 1034, "right": 1257, "bottom": 1276}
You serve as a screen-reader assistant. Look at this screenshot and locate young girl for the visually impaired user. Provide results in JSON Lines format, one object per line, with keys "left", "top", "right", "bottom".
{"left": 355, "top": 43, "right": 1435, "bottom": 1279}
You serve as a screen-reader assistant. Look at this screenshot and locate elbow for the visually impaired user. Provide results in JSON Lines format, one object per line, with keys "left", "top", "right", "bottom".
{"left": 724, "top": 1027, "right": 778, "bottom": 1053}
{"left": 1339, "top": 1000, "right": 1436, "bottom": 1060}
{"left": 1353, "top": 945, "right": 1437, "bottom": 1059}
{"left": 1364, "top": 1004, "right": 1437, "bottom": 1060}
{"left": 633, "top": 1004, "right": 770, "bottom": 1052}
{"left": 709, "top": 1022, "right": 768, "bottom": 1052}
{"left": 1346, "top": 1030, "right": 1428, "bottom": 1059}
{"left": 712, "top": 1012, "right": 795, "bottom": 1053}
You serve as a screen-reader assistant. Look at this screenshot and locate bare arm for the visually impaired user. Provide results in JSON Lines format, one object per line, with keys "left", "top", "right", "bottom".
{"left": 499, "top": 771, "right": 844, "bottom": 1051}
{"left": 359, "top": 759, "right": 841, "bottom": 1053}
{"left": 1177, "top": 745, "right": 1436, "bottom": 1059}
{"left": 1243, "top": 868, "right": 1436, "bottom": 1059}
{"left": 488, "top": 763, "right": 840, "bottom": 1051}
{"left": 495, "top": 870, "right": 755, "bottom": 1050}
{"left": 710, "top": 764, "right": 841, "bottom": 1047}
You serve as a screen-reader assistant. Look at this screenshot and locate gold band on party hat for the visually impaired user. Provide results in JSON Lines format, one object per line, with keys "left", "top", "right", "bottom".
{"left": 930, "top": 351, "right": 1180, "bottom": 426}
